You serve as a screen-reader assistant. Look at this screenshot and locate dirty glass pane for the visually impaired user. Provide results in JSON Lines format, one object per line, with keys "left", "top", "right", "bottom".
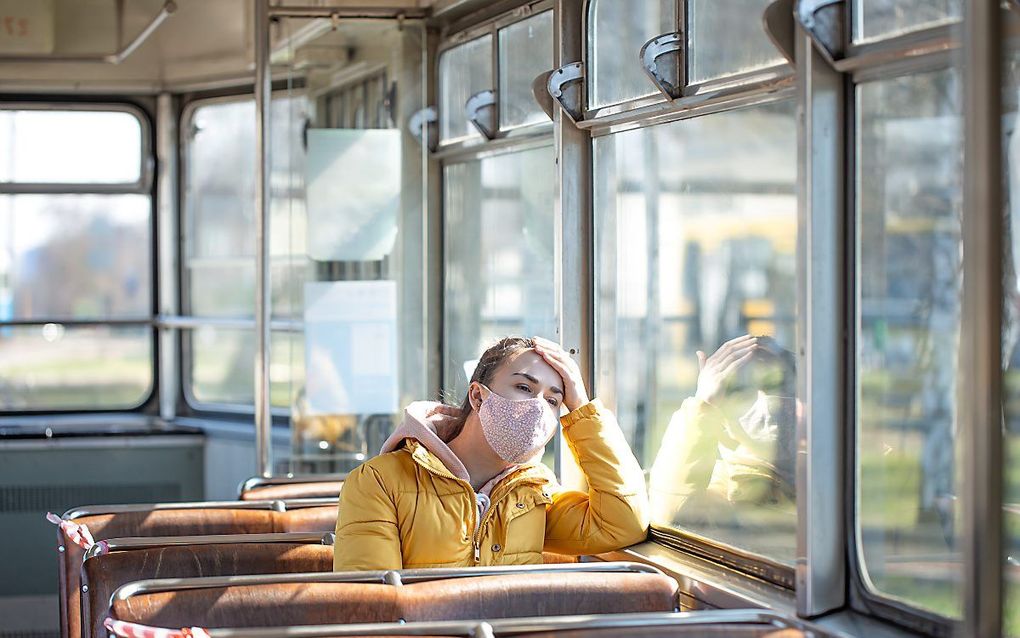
{"left": 439, "top": 35, "right": 493, "bottom": 143}
{"left": 595, "top": 101, "right": 798, "bottom": 563}
{"left": 688, "top": 0, "right": 786, "bottom": 83}
{"left": 443, "top": 145, "right": 557, "bottom": 400}
{"left": 588, "top": 0, "right": 676, "bottom": 109}
{"left": 856, "top": 68, "right": 963, "bottom": 617}
{"left": 498, "top": 11, "right": 554, "bottom": 130}
{"left": 853, "top": 0, "right": 960, "bottom": 43}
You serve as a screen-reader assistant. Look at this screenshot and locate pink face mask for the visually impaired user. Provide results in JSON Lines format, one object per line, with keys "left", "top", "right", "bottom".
{"left": 476, "top": 384, "right": 559, "bottom": 464}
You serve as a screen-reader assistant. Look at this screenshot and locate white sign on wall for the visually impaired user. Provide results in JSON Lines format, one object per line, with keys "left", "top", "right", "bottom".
{"left": 303, "top": 280, "right": 399, "bottom": 416}
{"left": 0, "top": 0, "right": 54, "bottom": 54}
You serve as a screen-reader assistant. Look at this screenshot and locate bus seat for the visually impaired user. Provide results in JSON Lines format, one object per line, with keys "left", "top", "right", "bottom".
{"left": 56, "top": 499, "right": 337, "bottom": 638}
{"left": 81, "top": 532, "right": 334, "bottom": 638}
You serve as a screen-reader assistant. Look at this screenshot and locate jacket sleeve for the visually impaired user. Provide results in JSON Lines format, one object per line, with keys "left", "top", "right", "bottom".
{"left": 648, "top": 398, "right": 731, "bottom": 522}
{"left": 543, "top": 399, "right": 649, "bottom": 555}
{"left": 333, "top": 462, "right": 402, "bottom": 571}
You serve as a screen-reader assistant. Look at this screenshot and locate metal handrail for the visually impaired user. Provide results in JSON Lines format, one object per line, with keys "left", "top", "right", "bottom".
{"left": 107, "top": 609, "right": 848, "bottom": 638}
{"left": 63, "top": 497, "right": 337, "bottom": 521}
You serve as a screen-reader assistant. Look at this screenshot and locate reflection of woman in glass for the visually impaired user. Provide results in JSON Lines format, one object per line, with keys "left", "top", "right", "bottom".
{"left": 649, "top": 335, "right": 797, "bottom": 535}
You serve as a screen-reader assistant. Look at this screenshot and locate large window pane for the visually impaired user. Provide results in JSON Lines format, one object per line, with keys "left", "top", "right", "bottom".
{"left": 0, "top": 109, "right": 142, "bottom": 184}
{"left": 588, "top": 0, "right": 676, "bottom": 109}
{"left": 856, "top": 68, "right": 962, "bottom": 617}
{"left": 186, "top": 328, "right": 301, "bottom": 409}
{"left": 688, "top": 0, "right": 786, "bottom": 83}
{"left": 498, "top": 11, "right": 553, "bottom": 130}
{"left": 853, "top": 0, "right": 960, "bottom": 43}
{"left": 0, "top": 325, "right": 152, "bottom": 410}
{"left": 443, "top": 146, "right": 557, "bottom": 398}
{"left": 595, "top": 101, "right": 798, "bottom": 564}
{"left": 0, "top": 194, "right": 151, "bottom": 320}
{"left": 439, "top": 35, "right": 493, "bottom": 143}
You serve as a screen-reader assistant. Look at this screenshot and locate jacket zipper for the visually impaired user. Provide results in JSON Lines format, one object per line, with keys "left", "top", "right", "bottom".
{"left": 407, "top": 448, "right": 549, "bottom": 565}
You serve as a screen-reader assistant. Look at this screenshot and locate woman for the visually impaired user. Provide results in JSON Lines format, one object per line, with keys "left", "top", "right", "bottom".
{"left": 333, "top": 336, "right": 648, "bottom": 570}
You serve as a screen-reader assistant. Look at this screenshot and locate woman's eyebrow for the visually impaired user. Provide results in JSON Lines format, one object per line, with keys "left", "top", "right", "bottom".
{"left": 512, "top": 371, "right": 563, "bottom": 395}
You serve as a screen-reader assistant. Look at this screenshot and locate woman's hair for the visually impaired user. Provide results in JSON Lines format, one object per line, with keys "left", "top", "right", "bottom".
{"left": 445, "top": 336, "right": 536, "bottom": 441}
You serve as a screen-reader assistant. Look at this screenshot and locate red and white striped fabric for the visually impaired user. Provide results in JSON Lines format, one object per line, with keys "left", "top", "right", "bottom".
{"left": 46, "top": 512, "right": 107, "bottom": 553}
{"left": 104, "top": 618, "right": 211, "bottom": 638}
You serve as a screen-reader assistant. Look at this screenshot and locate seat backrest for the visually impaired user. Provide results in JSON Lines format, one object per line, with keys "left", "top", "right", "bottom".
{"left": 400, "top": 572, "right": 677, "bottom": 621}
{"left": 108, "top": 565, "right": 678, "bottom": 630}
{"left": 81, "top": 534, "right": 333, "bottom": 638}
{"left": 240, "top": 481, "right": 344, "bottom": 502}
{"left": 112, "top": 583, "right": 400, "bottom": 628}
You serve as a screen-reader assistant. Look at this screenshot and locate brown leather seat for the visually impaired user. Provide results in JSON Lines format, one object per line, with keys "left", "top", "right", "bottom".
{"left": 241, "top": 481, "right": 344, "bottom": 501}
{"left": 58, "top": 501, "right": 338, "bottom": 638}
{"left": 82, "top": 539, "right": 333, "bottom": 638}
{"left": 109, "top": 570, "right": 678, "bottom": 629}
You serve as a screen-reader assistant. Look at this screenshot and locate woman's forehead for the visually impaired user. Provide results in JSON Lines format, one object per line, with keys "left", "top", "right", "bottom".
{"left": 496, "top": 349, "right": 562, "bottom": 386}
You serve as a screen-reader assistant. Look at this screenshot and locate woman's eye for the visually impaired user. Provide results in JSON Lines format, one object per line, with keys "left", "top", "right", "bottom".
{"left": 547, "top": 397, "right": 558, "bottom": 407}
{"left": 517, "top": 384, "right": 532, "bottom": 393}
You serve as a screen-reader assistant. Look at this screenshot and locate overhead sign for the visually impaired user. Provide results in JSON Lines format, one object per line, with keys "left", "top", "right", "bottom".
{"left": 0, "top": 0, "right": 54, "bottom": 54}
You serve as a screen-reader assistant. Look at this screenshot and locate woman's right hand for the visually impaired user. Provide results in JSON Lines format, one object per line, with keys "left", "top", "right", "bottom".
{"left": 694, "top": 335, "right": 758, "bottom": 405}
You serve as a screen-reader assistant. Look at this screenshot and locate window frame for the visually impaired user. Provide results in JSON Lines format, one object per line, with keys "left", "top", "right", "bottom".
{"left": 588, "top": 94, "right": 800, "bottom": 591}
{"left": 176, "top": 91, "right": 306, "bottom": 420}
{"left": 435, "top": 0, "right": 555, "bottom": 154}
{"left": 580, "top": 0, "right": 794, "bottom": 124}
{"left": 0, "top": 99, "right": 158, "bottom": 415}
{"left": 0, "top": 101, "right": 153, "bottom": 194}
{"left": 841, "top": 21, "right": 965, "bottom": 638}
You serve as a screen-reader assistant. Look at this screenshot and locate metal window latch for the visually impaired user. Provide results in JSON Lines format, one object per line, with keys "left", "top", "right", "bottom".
{"left": 408, "top": 106, "right": 438, "bottom": 152}
{"left": 640, "top": 32, "right": 684, "bottom": 100}
{"left": 764, "top": 0, "right": 797, "bottom": 66}
{"left": 466, "top": 90, "right": 498, "bottom": 140}
{"left": 546, "top": 61, "right": 585, "bottom": 124}
{"left": 795, "top": 0, "right": 845, "bottom": 66}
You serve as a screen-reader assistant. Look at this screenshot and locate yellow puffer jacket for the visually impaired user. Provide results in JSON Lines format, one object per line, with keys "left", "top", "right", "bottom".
{"left": 333, "top": 399, "right": 648, "bottom": 570}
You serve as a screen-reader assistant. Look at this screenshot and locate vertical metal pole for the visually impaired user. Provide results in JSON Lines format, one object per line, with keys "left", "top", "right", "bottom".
{"left": 794, "top": 27, "right": 846, "bottom": 618}
{"left": 554, "top": 0, "right": 591, "bottom": 488}
{"left": 156, "top": 92, "right": 180, "bottom": 421}
{"left": 960, "top": 0, "right": 1004, "bottom": 636}
{"left": 254, "top": 0, "right": 273, "bottom": 478}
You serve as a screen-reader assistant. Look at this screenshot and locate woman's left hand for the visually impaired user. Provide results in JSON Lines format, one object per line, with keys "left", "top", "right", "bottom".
{"left": 533, "top": 337, "right": 590, "bottom": 412}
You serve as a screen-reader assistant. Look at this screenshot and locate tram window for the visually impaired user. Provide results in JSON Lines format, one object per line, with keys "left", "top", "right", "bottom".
{"left": 0, "top": 109, "right": 142, "bottom": 185}
{"left": 587, "top": 0, "right": 675, "bottom": 110}
{"left": 439, "top": 34, "right": 493, "bottom": 143}
{"left": 443, "top": 145, "right": 557, "bottom": 399}
{"left": 182, "top": 96, "right": 307, "bottom": 410}
{"left": 0, "top": 106, "right": 153, "bottom": 411}
{"left": 687, "top": 0, "right": 786, "bottom": 83}
{"left": 852, "top": 0, "right": 961, "bottom": 43}
{"left": 594, "top": 101, "right": 797, "bottom": 564}
{"left": 855, "top": 68, "right": 962, "bottom": 617}
{"left": 498, "top": 10, "right": 553, "bottom": 130}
